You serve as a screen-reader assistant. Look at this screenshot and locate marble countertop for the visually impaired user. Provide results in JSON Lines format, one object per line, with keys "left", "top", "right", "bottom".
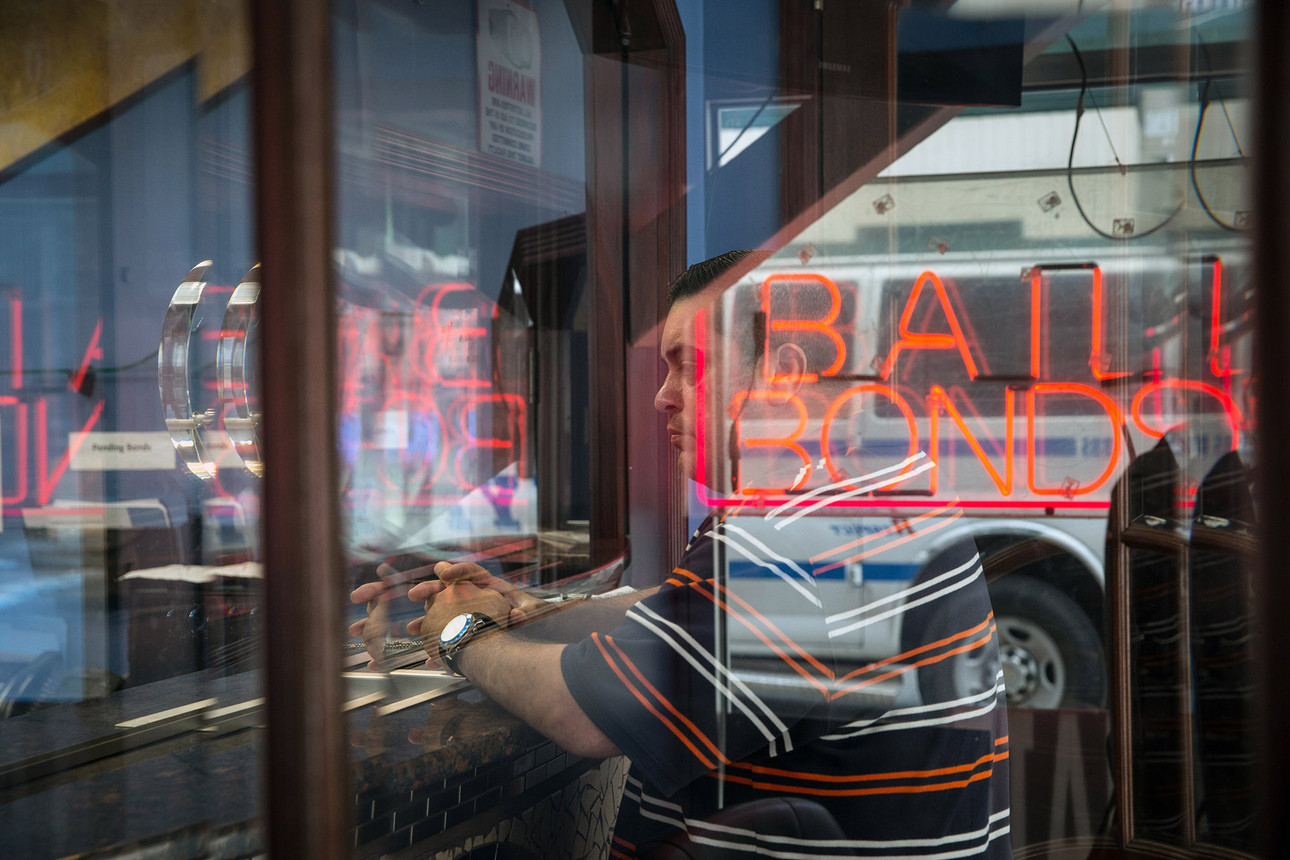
{"left": 348, "top": 682, "right": 545, "bottom": 794}
{"left": 0, "top": 668, "right": 542, "bottom": 857}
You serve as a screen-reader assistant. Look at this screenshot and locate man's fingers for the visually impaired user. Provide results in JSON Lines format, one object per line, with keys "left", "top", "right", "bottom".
{"left": 407, "top": 580, "right": 445, "bottom": 602}
{"left": 405, "top": 563, "right": 536, "bottom": 650}
{"left": 350, "top": 581, "right": 386, "bottom": 604}
{"left": 442, "top": 580, "right": 487, "bottom": 600}
{"left": 348, "top": 619, "right": 366, "bottom": 638}
{"left": 485, "top": 576, "right": 518, "bottom": 595}
{"left": 508, "top": 591, "right": 546, "bottom": 615}
{"left": 434, "top": 561, "right": 505, "bottom": 587}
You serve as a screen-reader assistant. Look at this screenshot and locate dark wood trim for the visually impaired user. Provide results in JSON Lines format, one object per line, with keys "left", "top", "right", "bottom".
{"left": 778, "top": 0, "right": 822, "bottom": 230}
{"left": 574, "top": 0, "right": 687, "bottom": 569}
{"left": 626, "top": 0, "right": 688, "bottom": 350}
{"left": 1104, "top": 478, "right": 1135, "bottom": 849}
{"left": 1187, "top": 526, "right": 1257, "bottom": 557}
{"left": 774, "top": 0, "right": 948, "bottom": 253}
{"left": 630, "top": 0, "right": 688, "bottom": 572}
{"left": 583, "top": 48, "right": 629, "bottom": 568}
{"left": 1253, "top": 3, "right": 1289, "bottom": 856}
{"left": 252, "top": 1, "right": 350, "bottom": 857}
{"left": 1175, "top": 543, "right": 1198, "bottom": 850}
{"left": 499, "top": 215, "right": 589, "bottom": 538}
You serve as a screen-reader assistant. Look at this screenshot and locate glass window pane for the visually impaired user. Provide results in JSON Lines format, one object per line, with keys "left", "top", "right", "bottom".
{"left": 2, "top": 2, "right": 1268, "bottom": 857}
{"left": 331, "top": 2, "right": 1261, "bottom": 858}
{"left": 334, "top": 2, "right": 626, "bottom": 857}
{"left": 0, "top": 4, "right": 263, "bottom": 855}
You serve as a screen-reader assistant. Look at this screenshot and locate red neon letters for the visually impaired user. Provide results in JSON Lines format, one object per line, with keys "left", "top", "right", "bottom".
{"left": 762, "top": 274, "right": 846, "bottom": 383}
{"left": 1, "top": 284, "right": 527, "bottom": 510}
{"left": 879, "top": 271, "right": 979, "bottom": 381}
{"left": 707, "top": 265, "right": 1251, "bottom": 509}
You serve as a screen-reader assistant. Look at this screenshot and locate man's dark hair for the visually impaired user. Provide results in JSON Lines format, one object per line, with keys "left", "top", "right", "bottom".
{"left": 666, "top": 249, "right": 765, "bottom": 308}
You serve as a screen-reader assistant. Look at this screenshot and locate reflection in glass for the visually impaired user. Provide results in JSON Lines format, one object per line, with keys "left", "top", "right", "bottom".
{"left": 1190, "top": 452, "right": 1257, "bottom": 851}
{"left": 326, "top": 0, "right": 1262, "bottom": 855}
{"left": 711, "top": 4, "right": 1256, "bottom": 856}
{"left": 334, "top": 0, "right": 595, "bottom": 679}
{"left": 0, "top": 3, "right": 263, "bottom": 853}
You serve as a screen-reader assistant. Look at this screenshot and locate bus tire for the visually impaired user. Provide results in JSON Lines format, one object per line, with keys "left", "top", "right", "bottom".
{"left": 985, "top": 575, "right": 1106, "bottom": 709}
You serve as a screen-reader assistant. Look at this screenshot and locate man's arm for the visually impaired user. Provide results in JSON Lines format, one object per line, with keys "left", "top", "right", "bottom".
{"left": 508, "top": 588, "right": 659, "bottom": 642}
{"left": 411, "top": 560, "right": 658, "bottom": 642}
{"left": 407, "top": 573, "right": 635, "bottom": 758}
{"left": 451, "top": 632, "right": 622, "bottom": 759}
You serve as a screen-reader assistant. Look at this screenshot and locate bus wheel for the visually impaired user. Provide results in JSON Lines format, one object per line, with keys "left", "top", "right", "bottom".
{"left": 988, "top": 576, "right": 1105, "bottom": 709}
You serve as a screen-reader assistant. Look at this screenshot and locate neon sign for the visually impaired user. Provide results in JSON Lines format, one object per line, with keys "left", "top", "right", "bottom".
{"left": 762, "top": 274, "right": 846, "bottom": 383}
{"left": 878, "top": 271, "right": 979, "bottom": 381}
{"left": 699, "top": 260, "right": 1251, "bottom": 511}
{"left": 929, "top": 385, "right": 1013, "bottom": 496}
{"left": 0, "top": 314, "right": 107, "bottom": 508}
{"left": 0, "top": 271, "right": 528, "bottom": 513}
{"left": 337, "top": 282, "right": 529, "bottom": 508}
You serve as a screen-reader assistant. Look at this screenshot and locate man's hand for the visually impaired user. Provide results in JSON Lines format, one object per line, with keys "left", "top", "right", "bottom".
{"left": 409, "top": 561, "right": 546, "bottom": 625}
{"left": 403, "top": 560, "right": 624, "bottom": 759}
{"left": 348, "top": 563, "right": 398, "bottom": 667}
{"left": 408, "top": 578, "right": 513, "bottom": 662}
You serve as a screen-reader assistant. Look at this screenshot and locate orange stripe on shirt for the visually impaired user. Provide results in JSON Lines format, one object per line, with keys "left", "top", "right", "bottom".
{"left": 707, "top": 579, "right": 835, "bottom": 681}
{"left": 716, "top": 754, "right": 1006, "bottom": 797}
{"left": 662, "top": 568, "right": 702, "bottom": 588}
{"left": 831, "top": 623, "right": 997, "bottom": 700}
{"left": 633, "top": 564, "right": 831, "bottom": 691}
{"left": 590, "top": 633, "right": 718, "bottom": 770}
{"left": 671, "top": 567, "right": 703, "bottom": 583}
{"left": 836, "top": 612, "right": 994, "bottom": 685}
{"left": 602, "top": 634, "right": 731, "bottom": 767}
{"left": 691, "top": 581, "right": 833, "bottom": 694}
{"left": 729, "top": 749, "right": 1001, "bottom": 784}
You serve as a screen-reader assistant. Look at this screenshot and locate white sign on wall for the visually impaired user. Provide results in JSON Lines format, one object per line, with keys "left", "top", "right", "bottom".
{"left": 477, "top": 0, "right": 542, "bottom": 167}
{"left": 69, "top": 432, "right": 177, "bottom": 471}
{"left": 375, "top": 410, "right": 410, "bottom": 450}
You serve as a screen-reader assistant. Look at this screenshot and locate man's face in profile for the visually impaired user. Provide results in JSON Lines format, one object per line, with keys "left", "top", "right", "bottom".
{"left": 655, "top": 285, "right": 756, "bottom": 489}
{"left": 654, "top": 280, "right": 811, "bottom": 492}
{"left": 654, "top": 287, "right": 719, "bottom": 485}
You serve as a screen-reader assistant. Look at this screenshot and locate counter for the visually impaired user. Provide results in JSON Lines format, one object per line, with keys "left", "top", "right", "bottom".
{"left": 0, "top": 669, "right": 627, "bottom": 859}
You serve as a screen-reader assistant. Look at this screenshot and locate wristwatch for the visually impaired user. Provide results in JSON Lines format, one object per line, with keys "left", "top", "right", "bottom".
{"left": 437, "top": 612, "right": 496, "bottom": 676}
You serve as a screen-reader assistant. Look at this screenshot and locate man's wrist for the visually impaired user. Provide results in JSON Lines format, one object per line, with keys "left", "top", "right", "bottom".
{"left": 436, "top": 610, "right": 502, "bottom": 675}
{"left": 449, "top": 625, "right": 502, "bottom": 679}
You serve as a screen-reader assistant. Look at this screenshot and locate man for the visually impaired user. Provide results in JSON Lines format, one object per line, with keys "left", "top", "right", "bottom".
{"left": 353, "top": 250, "right": 1012, "bottom": 858}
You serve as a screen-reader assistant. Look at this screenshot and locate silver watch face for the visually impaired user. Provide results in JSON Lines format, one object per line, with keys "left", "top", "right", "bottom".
{"left": 440, "top": 613, "right": 471, "bottom": 646}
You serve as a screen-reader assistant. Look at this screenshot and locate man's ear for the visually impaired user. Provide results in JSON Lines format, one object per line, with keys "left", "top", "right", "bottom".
{"left": 771, "top": 342, "right": 809, "bottom": 394}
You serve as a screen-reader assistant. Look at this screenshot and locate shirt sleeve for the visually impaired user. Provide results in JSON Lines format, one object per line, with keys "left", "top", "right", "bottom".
{"left": 561, "top": 531, "right": 834, "bottom": 797}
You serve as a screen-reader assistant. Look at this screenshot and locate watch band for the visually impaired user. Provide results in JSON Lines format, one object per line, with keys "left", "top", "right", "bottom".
{"left": 437, "top": 612, "right": 496, "bottom": 676}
